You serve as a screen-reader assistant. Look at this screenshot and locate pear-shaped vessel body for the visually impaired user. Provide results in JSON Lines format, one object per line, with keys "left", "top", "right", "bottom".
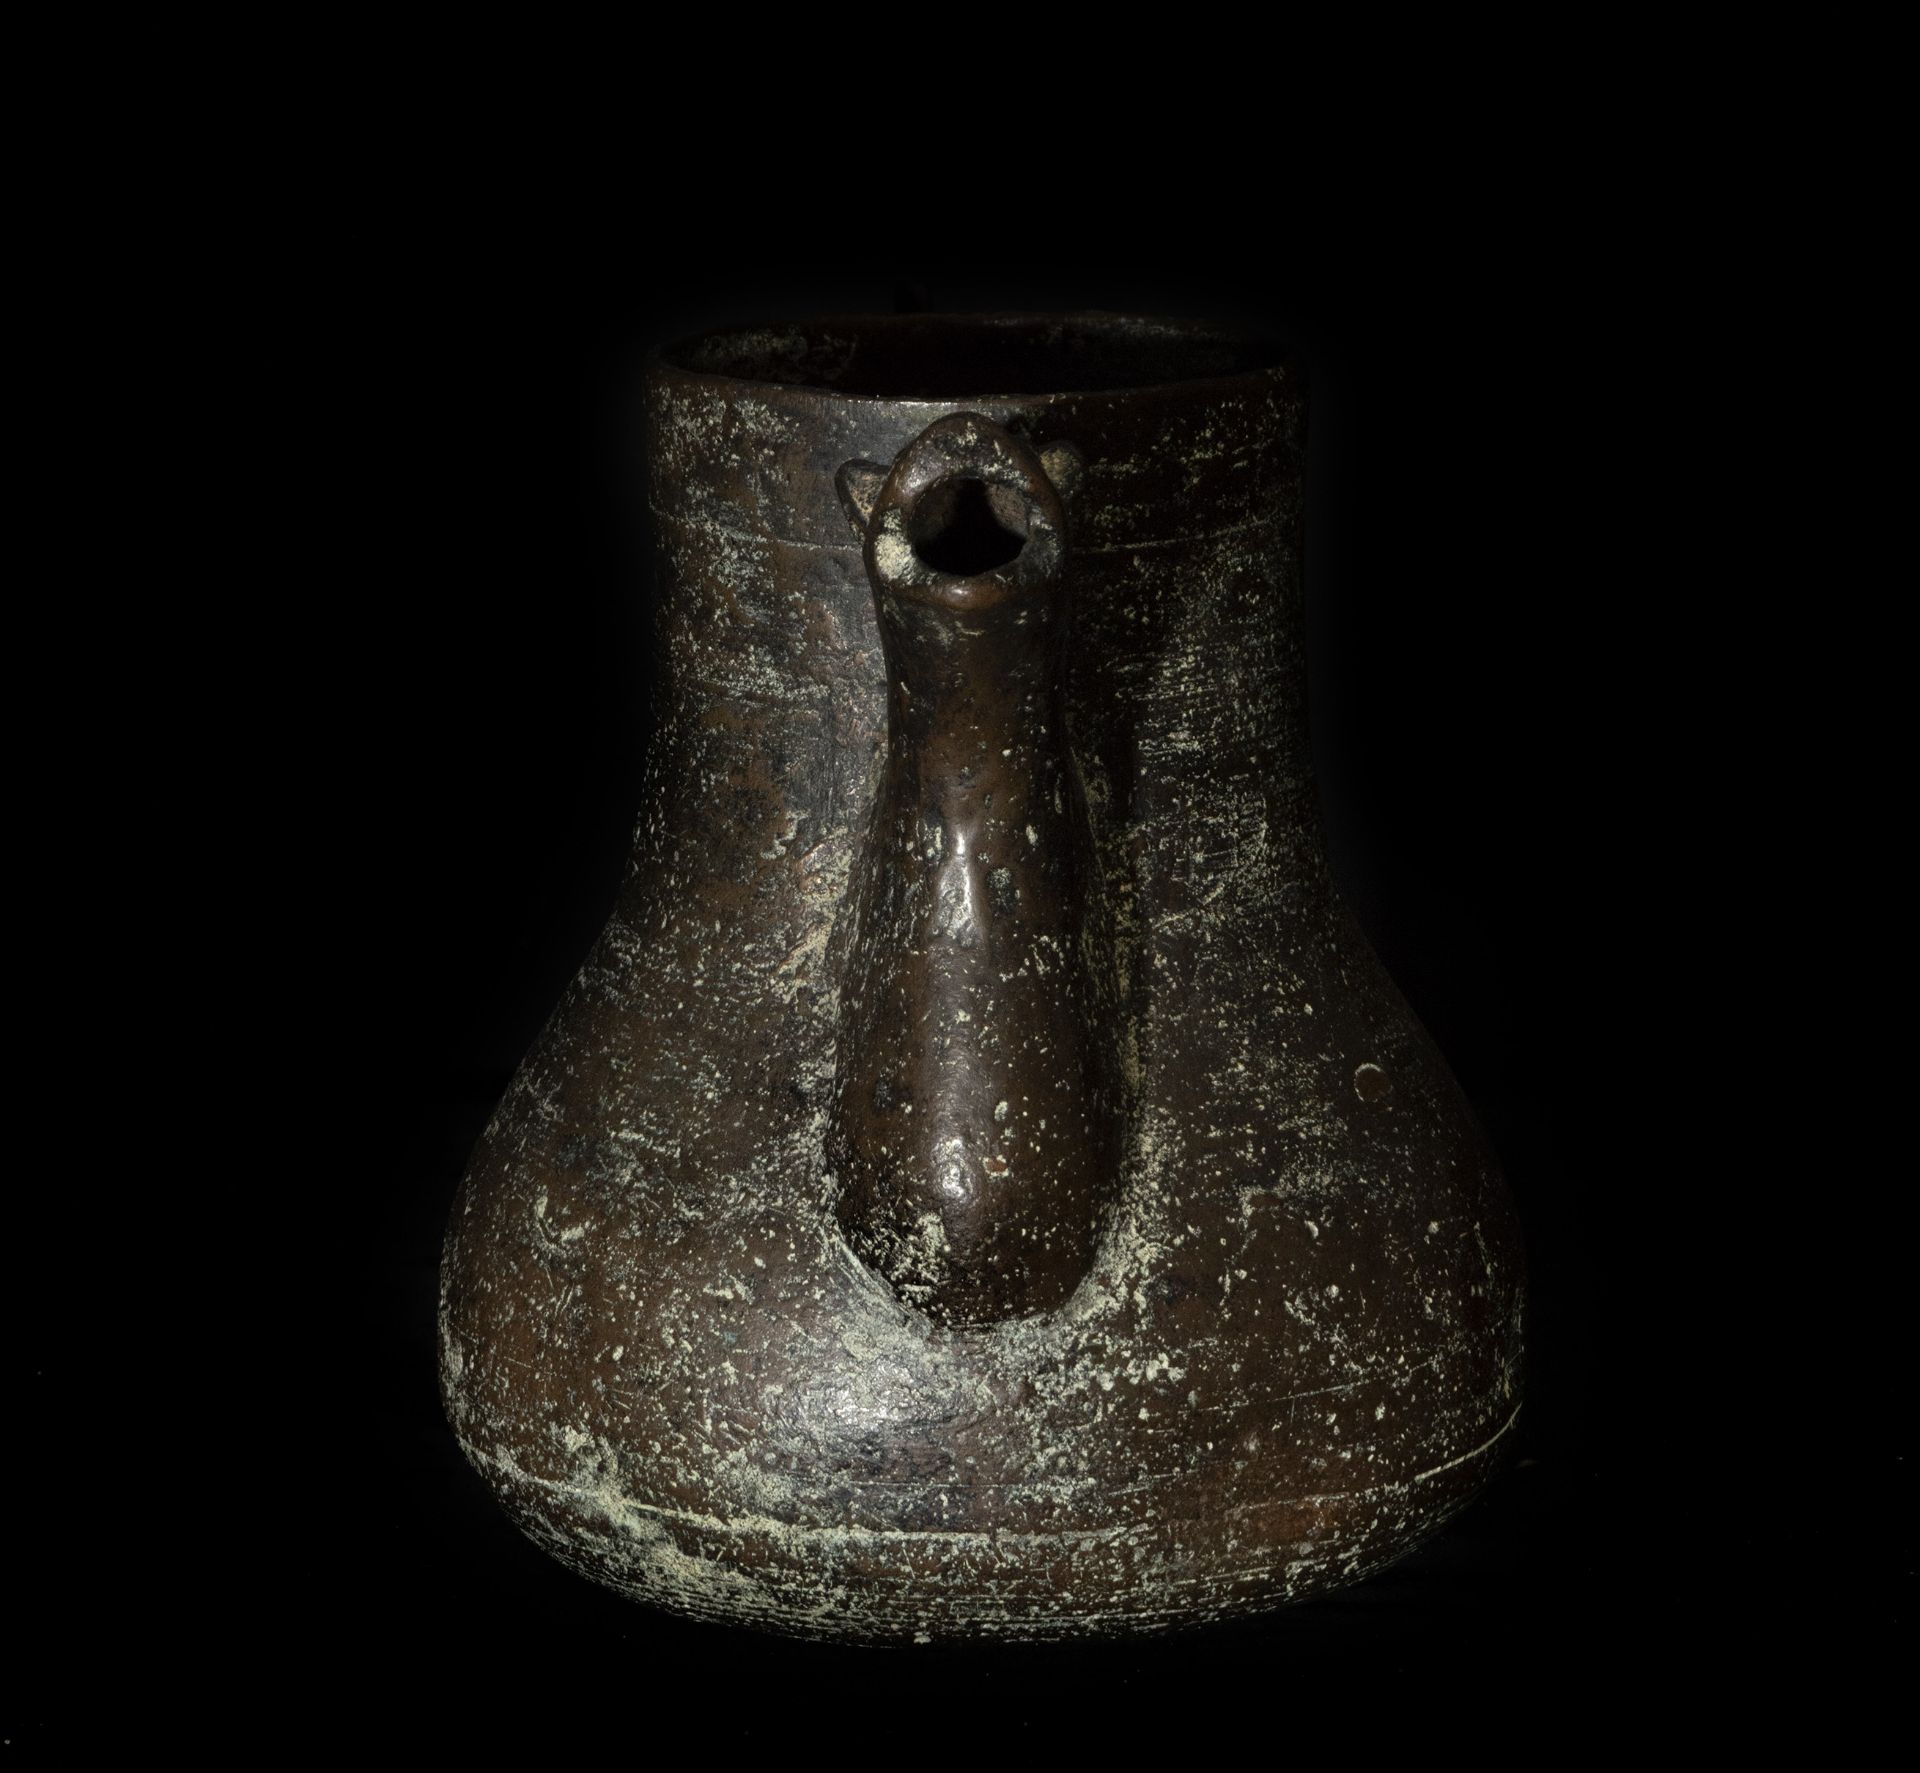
{"left": 438, "top": 314, "right": 1525, "bottom": 1642}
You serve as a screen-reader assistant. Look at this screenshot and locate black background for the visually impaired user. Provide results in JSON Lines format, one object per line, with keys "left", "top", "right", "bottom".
{"left": 177, "top": 193, "right": 1801, "bottom": 1743}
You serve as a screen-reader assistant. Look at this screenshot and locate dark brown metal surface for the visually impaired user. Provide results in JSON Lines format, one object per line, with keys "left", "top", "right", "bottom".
{"left": 438, "top": 312, "right": 1526, "bottom": 1642}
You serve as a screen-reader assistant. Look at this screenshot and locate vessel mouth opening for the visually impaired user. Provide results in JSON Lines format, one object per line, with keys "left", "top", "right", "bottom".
{"left": 658, "top": 313, "right": 1287, "bottom": 400}
{"left": 907, "top": 476, "right": 1029, "bottom": 576}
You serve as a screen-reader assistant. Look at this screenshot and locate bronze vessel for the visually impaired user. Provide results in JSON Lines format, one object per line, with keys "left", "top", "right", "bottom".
{"left": 438, "top": 312, "right": 1526, "bottom": 1642}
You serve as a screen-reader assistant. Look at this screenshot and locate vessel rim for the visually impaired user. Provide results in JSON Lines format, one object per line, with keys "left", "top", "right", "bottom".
{"left": 648, "top": 310, "right": 1300, "bottom": 407}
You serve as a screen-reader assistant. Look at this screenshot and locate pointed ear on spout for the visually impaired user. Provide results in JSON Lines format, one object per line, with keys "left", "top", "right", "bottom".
{"left": 1038, "top": 440, "right": 1085, "bottom": 503}
{"left": 836, "top": 460, "right": 888, "bottom": 540}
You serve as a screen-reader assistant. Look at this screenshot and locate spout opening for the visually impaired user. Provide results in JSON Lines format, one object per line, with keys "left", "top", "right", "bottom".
{"left": 906, "top": 476, "right": 1031, "bottom": 577}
